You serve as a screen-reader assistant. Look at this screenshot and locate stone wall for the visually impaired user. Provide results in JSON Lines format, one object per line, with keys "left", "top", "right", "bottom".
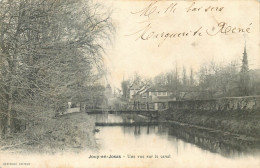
{"left": 163, "top": 96, "right": 260, "bottom": 137}
{"left": 168, "top": 96, "right": 260, "bottom": 112}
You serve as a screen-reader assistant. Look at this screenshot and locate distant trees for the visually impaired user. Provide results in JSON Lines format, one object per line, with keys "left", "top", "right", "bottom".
{"left": 190, "top": 68, "right": 194, "bottom": 86}
{"left": 0, "top": 0, "right": 114, "bottom": 136}
{"left": 121, "top": 80, "right": 130, "bottom": 100}
{"left": 121, "top": 49, "right": 259, "bottom": 101}
{"left": 249, "top": 69, "right": 260, "bottom": 95}
{"left": 182, "top": 66, "right": 187, "bottom": 87}
{"left": 197, "top": 61, "right": 240, "bottom": 98}
{"left": 196, "top": 45, "right": 254, "bottom": 98}
{"left": 152, "top": 69, "right": 180, "bottom": 92}
{"left": 85, "top": 85, "right": 106, "bottom": 110}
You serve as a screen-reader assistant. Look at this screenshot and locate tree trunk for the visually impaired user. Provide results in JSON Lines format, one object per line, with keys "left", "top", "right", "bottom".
{"left": 0, "top": 122, "right": 2, "bottom": 139}
{"left": 7, "top": 98, "right": 12, "bottom": 136}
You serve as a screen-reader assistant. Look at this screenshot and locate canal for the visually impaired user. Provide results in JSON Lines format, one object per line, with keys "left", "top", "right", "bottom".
{"left": 91, "top": 114, "right": 260, "bottom": 168}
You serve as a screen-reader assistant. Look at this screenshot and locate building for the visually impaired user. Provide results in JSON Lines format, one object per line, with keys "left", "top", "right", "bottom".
{"left": 129, "top": 80, "right": 143, "bottom": 99}
{"left": 131, "top": 86, "right": 176, "bottom": 110}
{"left": 144, "top": 86, "right": 176, "bottom": 110}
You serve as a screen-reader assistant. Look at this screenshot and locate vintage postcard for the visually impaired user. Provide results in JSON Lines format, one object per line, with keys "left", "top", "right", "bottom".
{"left": 0, "top": 0, "right": 260, "bottom": 167}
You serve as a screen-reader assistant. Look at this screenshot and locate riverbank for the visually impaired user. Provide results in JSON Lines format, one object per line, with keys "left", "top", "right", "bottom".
{"left": 162, "top": 104, "right": 260, "bottom": 139}
{"left": 0, "top": 112, "right": 98, "bottom": 154}
{"left": 166, "top": 122, "right": 260, "bottom": 157}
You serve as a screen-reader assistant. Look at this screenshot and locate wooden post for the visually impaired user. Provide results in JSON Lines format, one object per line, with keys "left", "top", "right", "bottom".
{"left": 80, "top": 102, "right": 82, "bottom": 111}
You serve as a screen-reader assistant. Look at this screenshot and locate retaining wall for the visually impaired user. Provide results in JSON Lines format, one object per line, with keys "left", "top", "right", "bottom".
{"left": 168, "top": 96, "right": 260, "bottom": 112}
{"left": 164, "top": 96, "right": 260, "bottom": 137}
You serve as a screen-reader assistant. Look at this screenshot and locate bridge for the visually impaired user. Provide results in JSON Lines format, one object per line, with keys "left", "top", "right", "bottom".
{"left": 86, "top": 109, "right": 160, "bottom": 118}
{"left": 95, "top": 121, "right": 163, "bottom": 126}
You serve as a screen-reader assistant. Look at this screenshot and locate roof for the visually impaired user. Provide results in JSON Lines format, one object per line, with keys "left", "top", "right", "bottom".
{"left": 136, "top": 85, "right": 151, "bottom": 94}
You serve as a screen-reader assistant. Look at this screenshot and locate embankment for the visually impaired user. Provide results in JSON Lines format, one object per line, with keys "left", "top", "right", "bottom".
{"left": 163, "top": 96, "right": 260, "bottom": 137}
{"left": 0, "top": 112, "right": 98, "bottom": 154}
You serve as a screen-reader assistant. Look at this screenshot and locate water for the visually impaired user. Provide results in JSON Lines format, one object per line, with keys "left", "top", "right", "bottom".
{"left": 92, "top": 114, "right": 260, "bottom": 168}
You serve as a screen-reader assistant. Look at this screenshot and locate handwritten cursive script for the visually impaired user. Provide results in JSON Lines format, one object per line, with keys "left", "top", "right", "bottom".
{"left": 126, "top": 22, "right": 252, "bottom": 47}
{"left": 126, "top": 1, "right": 253, "bottom": 47}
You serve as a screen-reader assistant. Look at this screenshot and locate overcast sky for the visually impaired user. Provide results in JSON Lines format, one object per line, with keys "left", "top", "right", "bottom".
{"left": 97, "top": 0, "right": 260, "bottom": 88}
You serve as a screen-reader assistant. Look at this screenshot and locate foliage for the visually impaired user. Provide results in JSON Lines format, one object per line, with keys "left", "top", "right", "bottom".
{"left": 121, "top": 80, "right": 130, "bottom": 100}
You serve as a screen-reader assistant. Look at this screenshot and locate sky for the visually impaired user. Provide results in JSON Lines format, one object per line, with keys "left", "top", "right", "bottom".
{"left": 96, "top": 0, "right": 260, "bottom": 89}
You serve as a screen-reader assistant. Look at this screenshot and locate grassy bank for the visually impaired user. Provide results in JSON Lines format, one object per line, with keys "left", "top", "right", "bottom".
{"left": 164, "top": 109, "right": 260, "bottom": 138}
{"left": 0, "top": 112, "right": 98, "bottom": 154}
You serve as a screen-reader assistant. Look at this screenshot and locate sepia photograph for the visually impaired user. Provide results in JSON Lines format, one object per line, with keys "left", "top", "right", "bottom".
{"left": 0, "top": 0, "right": 259, "bottom": 167}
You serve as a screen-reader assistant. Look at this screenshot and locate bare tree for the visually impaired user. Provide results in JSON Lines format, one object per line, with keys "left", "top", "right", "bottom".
{"left": 182, "top": 66, "right": 187, "bottom": 87}
{"left": 190, "top": 68, "right": 194, "bottom": 86}
{"left": 0, "top": 0, "right": 114, "bottom": 136}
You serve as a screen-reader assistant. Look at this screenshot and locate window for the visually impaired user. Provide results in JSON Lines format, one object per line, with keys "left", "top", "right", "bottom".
{"left": 158, "top": 92, "right": 161, "bottom": 96}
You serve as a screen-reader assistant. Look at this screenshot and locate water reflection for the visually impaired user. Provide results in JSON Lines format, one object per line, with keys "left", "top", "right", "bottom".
{"left": 93, "top": 114, "right": 260, "bottom": 158}
{"left": 166, "top": 123, "right": 260, "bottom": 157}
{"left": 95, "top": 113, "right": 124, "bottom": 123}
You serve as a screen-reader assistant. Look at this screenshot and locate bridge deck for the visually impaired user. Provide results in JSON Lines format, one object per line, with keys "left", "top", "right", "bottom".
{"left": 95, "top": 121, "right": 163, "bottom": 126}
{"left": 86, "top": 110, "right": 158, "bottom": 114}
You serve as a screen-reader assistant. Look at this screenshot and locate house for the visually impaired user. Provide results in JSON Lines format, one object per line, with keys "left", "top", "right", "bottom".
{"left": 131, "top": 86, "right": 176, "bottom": 110}
{"left": 131, "top": 85, "right": 150, "bottom": 110}
{"left": 129, "top": 80, "right": 143, "bottom": 99}
{"left": 145, "top": 86, "right": 176, "bottom": 110}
